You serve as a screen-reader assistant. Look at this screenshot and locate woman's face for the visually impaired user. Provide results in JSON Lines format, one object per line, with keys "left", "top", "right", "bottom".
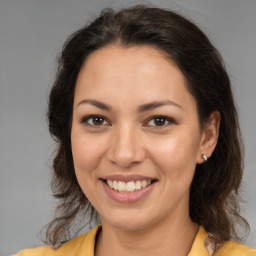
{"left": 71, "top": 45, "right": 207, "bottom": 230}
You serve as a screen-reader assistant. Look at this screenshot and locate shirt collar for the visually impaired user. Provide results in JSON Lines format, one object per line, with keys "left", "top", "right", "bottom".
{"left": 81, "top": 225, "right": 210, "bottom": 256}
{"left": 188, "top": 226, "right": 210, "bottom": 256}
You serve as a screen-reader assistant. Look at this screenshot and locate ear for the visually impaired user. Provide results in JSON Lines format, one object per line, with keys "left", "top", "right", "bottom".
{"left": 196, "top": 111, "right": 221, "bottom": 164}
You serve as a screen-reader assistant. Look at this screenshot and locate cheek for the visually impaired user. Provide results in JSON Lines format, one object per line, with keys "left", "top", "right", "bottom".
{"left": 72, "top": 141, "right": 93, "bottom": 172}
{"left": 71, "top": 129, "right": 105, "bottom": 178}
{"left": 146, "top": 129, "right": 200, "bottom": 178}
{"left": 71, "top": 130, "right": 106, "bottom": 202}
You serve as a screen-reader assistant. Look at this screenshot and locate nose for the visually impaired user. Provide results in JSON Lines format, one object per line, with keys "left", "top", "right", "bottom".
{"left": 106, "top": 124, "right": 146, "bottom": 168}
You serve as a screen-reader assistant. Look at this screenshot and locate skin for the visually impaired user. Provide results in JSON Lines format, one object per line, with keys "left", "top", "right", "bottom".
{"left": 71, "top": 45, "right": 220, "bottom": 256}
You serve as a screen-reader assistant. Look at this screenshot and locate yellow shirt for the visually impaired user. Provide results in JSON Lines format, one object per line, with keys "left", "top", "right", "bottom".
{"left": 14, "top": 225, "right": 256, "bottom": 256}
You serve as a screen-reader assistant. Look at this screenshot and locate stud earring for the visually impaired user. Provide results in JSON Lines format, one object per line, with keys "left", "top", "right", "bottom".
{"left": 202, "top": 154, "right": 208, "bottom": 162}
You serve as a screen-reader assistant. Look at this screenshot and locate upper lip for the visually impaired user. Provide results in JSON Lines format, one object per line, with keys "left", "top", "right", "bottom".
{"left": 100, "top": 175, "right": 157, "bottom": 182}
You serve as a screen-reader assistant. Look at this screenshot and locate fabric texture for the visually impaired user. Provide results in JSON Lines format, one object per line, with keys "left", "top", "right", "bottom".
{"left": 14, "top": 225, "right": 256, "bottom": 256}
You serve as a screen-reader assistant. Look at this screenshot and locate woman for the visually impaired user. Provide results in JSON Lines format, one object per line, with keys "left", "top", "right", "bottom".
{"left": 15, "top": 5, "right": 256, "bottom": 256}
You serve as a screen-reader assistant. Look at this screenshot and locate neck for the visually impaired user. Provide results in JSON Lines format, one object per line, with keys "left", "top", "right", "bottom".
{"left": 95, "top": 214, "right": 198, "bottom": 256}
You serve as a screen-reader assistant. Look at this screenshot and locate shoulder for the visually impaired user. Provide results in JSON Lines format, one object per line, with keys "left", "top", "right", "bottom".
{"left": 13, "top": 225, "right": 101, "bottom": 256}
{"left": 13, "top": 234, "right": 87, "bottom": 256}
{"left": 216, "top": 241, "right": 256, "bottom": 256}
{"left": 192, "top": 226, "right": 255, "bottom": 256}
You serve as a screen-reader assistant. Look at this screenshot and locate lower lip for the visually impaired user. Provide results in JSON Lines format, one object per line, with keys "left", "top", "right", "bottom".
{"left": 101, "top": 180, "right": 156, "bottom": 203}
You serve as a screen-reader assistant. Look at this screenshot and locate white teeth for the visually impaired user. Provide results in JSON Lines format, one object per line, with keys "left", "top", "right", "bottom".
{"left": 113, "top": 180, "right": 118, "bottom": 190}
{"left": 118, "top": 181, "right": 126, "bottom": 192}
{"left": 141, "top": 180, "right": 147, "bottom": 188}
{"left": 107, "top": 180, "right": 113, "bottom": 187}
{"left": 135, "top": 180, "right": 142, "bottom": 190}
{"left": 106, "top": 179, "right": 152, "bottom": 192}
{"left": 126, "top": 181, "right": 136, "bottom": 192}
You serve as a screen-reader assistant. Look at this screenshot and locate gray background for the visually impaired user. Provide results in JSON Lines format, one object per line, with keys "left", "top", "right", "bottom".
{"left": 0, "top": 0, "right": 255, "bottom": 255}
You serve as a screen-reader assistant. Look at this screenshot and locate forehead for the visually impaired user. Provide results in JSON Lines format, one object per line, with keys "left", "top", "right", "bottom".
{"left": 74, "top": 45, "right": 195, "bottom": 112}
{"left": 80, "top": 45, "right": 180, "bottom": 80}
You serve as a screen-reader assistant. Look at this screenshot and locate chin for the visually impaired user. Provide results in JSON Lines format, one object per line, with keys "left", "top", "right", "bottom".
{"left": 111, "top": 220, "right": 150, "bottom": 231}
{"left": 100, "top": 209, "right": 161, "bottom": 232}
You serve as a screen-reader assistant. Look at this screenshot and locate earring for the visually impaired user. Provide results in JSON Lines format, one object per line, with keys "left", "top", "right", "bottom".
{"left": 202, "top": 154, "right": 208, "bottom": 162}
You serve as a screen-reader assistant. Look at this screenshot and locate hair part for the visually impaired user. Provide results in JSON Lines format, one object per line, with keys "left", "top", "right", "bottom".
{"left": 46, "top": 4, "right": 249, "bottom": 247}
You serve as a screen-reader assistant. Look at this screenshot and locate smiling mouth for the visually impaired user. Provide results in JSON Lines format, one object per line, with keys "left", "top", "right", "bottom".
{"left": 101, "top": 179, "right": 157, "bottom": 193}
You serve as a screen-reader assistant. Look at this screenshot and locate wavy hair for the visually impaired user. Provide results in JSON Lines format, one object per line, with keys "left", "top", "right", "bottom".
{"left": 46, "top": 5, "right": 248, "bottom": 247}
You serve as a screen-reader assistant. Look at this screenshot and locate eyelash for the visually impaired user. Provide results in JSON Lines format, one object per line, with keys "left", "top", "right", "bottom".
{"left": 145, "top": 115, "right": 177, "bottom": 128}
{"left": 80, "top": 115, "right": 177, "bottom": 129}
{"left": 80, "top": 115, "right": 109, "bottom": 128}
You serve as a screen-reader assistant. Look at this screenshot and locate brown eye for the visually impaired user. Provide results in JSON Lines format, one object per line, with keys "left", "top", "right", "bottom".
{"left": 92, "top": 117, "right": 104, "bottom": 125}
{"left": 81, "top": 115, "right": 109, "bottom": 127}
{"left": 153, "top": 117, "right": 166, "bottom": 126}
{"left": 146, "top": 116, "right": 176, "bottom": 128}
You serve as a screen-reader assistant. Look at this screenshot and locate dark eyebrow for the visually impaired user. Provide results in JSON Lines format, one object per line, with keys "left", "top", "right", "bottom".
{"left": 77, "top": 99, "right": 113, "bottom": 111}
{"left": 137, "top": 100, "right": 182, "bottom": 112}
{"left": 77, "top": 99, "right": 182, "bottom": 112}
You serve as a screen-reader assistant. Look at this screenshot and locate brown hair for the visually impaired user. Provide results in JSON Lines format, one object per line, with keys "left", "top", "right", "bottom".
{"left": 46, "top": 5, "right": 248, "bottom": 247}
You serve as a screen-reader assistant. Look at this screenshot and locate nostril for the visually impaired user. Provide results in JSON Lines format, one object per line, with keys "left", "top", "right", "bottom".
{"left": 106, "top": 138, "right": 146, "bottom": 168}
